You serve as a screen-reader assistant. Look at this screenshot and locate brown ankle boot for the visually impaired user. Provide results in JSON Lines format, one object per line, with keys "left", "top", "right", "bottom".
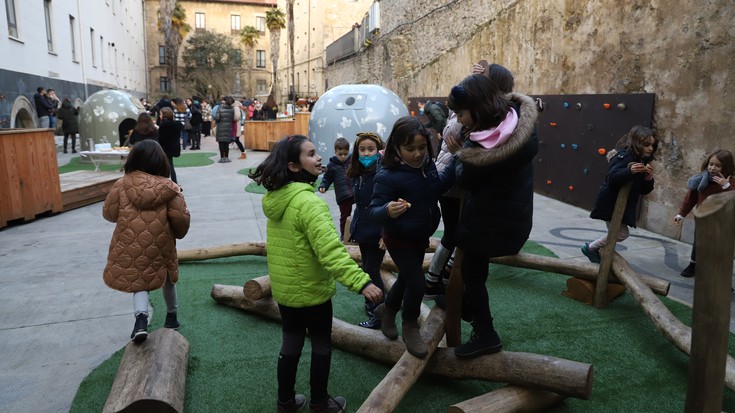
{"left": 402, "top": 319, "right": 427, "bottom": 358}
{"left": 375, "top": 304, "right": 398, "bottom": 340}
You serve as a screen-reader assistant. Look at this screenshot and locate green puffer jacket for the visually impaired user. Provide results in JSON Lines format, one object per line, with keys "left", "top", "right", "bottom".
{"left": 263, "top": 182, "right": 370, "bottom": 308}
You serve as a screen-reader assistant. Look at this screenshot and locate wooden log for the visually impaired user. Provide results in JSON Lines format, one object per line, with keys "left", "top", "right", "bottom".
{"left": 685, "top": 191, "right": 735, "bottom": 412}
{"left": 102, "top": 329, "right": 189, "bottom": 413}
{"left": 177, "top": 241, "right": 267, "bottom": 262}
{"left": 489, "top": 253, "right": 669, "bottom": 296}
{"left": 610, "top": 252, "right": 735, "bottom": 391}
{"left": 594, "top": 182, "right": 631, "bottom": 308}
{"left": 243, "top": 275, "right": 270, "bottom": 300}
{"left": 448, "top": 385, "right": 567, "bottom": 413}
{"left": 357, "top": 307, "right": 447, "bottom": 413}
{"left": 210, "top": 284, "right": 594, "bottom": 399}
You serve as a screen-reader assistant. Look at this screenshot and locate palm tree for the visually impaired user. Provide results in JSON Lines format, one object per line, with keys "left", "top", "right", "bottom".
{"left": 266, "top": 8, "right": 285, "bottom": 103}
{"left": 239, "top": 26, "right": 259, "bottom": 98}
{"left": 287, "top": 0, "right": 295, "bottom": 103}
{"left": 158, "top": 0, "right": 191, "bottom": 93}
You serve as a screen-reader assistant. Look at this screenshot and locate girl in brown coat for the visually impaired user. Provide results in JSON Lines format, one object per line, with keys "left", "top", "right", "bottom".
{"left": 103, "top": 140, "right": 191, "bottom": 342}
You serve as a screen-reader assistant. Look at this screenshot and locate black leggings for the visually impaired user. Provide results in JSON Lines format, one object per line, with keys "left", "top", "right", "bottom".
{"left": 385, "top": 246, "right": 426, "bottom": 322}
{"left": 218, "top": 141, "right": 230, "bottom": 158}
{"left": 277, "top": 300, "right": 333, "bottom": 405}
{"left": 462, "top": 250, "right": 494, "bottom": 334}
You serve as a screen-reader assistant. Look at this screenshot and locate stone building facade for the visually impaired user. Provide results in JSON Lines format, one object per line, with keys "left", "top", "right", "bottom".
{"left": 324, "top": 0, "right": 735, "bottom": 240}
{"left": 144, "top": 0, "right": 276, "bottom": 100}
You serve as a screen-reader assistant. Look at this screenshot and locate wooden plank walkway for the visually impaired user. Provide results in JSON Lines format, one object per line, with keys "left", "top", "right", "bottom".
{"left": 60, "top": 170, "right": 122, "bottom": 211}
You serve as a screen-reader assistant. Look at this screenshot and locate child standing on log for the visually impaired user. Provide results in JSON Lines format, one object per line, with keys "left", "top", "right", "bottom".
{"left": 102, "top": 140, "right": 190, "bottom": 343}
{"left": 673, "top": 149, "right": 734, "bottom": 277}
{"left": 248, "top": 135, "right": 382, "bottom": 413}
{"left": 445, "top": 74, "right": 539, "bottom": 358}
{"left": 318, "top": 137, "right": 354, "bottom": 240}
{"left": 581, "top": 126, "right": 658, "bottom": 263}
{"left": 368, "top": 116, "right": 453, "bottom": 358}
{"left": 346, "top": 132, "right": 386, "bottom": 329}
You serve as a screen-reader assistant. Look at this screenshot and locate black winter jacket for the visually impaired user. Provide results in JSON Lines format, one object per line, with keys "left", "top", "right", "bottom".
{"left": 454, "top": 92, "right": 539, "bottom": 257}
{"left": 350, "top": 164, "right": 381, "bottom": 244}
{"left": 589, "top": 149, "right": 654, "bottom": 227}
{"left": 158, "top": 120, "right": 182, "bottom": 158}
{"left": 319, "top": 155, "right": 353, "bottom": 204}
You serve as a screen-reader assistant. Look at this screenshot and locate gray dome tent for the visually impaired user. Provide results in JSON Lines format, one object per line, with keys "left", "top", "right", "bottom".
{"left": 309, "top": 84, "right": 409, "bottom": 160}
{"left": 79, "top": 90, "right": 145, "bottom": 150}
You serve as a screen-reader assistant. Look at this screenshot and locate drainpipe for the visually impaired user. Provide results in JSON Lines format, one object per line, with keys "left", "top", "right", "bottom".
{"left": 76, "top": 0, "right": 89, "bottom": 100}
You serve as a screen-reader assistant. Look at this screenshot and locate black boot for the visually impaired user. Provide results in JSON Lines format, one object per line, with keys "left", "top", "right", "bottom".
{"left": 680, "top": 262, "right": 695, "bottom": 278}
{"left": 131, "top": 314, "right": 148, "bottom": 343}
{"left": 455, "top": 324, "right": 502, "bottom": 359}
{"left": 164, "top": 312, "right": 180, "bottom": 329}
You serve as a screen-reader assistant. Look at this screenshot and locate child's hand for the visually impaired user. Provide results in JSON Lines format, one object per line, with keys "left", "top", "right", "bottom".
{"left": 712, "top": 173, "right": 731, "bottom": 188}
{"left": 318, "top": 187, "right": 326, "bottom": 193}
{"left": 378, "top": 238, "right": 386, "bottom": 251}
{"left": 362, "top": 283, "right": 383, "bottom": 303}
{"left": 629, "top": 162, "right": 647, "bottom": 174}
{"left": 644, "top": 163, "right": 654, "bottom": 180}
{"left": 386, "top": 199, "right": 410, "bottom": 218}
{"left": 673, "top": 214, "right": 684, "bottom": 225}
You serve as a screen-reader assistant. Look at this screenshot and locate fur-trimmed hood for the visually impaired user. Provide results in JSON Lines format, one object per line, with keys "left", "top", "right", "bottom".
{"left": 457, "top": 92, "right": 538, "bottom": 167}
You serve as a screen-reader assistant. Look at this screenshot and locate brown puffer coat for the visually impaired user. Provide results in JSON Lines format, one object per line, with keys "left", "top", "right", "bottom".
{"left": 103, "top": 171, "right": 190, "bottom": 292}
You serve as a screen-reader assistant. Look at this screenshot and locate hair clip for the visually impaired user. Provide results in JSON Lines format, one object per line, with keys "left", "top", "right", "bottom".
{"left": 356, "top": 132, "right": 383, "bottom": 146}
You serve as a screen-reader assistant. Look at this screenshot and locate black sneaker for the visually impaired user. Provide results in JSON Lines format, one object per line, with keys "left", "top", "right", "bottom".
{"left": 423, "top": 280, "right": 446, "bottom": 300}
{"left": 164, "top": 312, "right": 180, "bottom": 329}
{"left": 364, "top": 301, "right": 378, "bottom": 318}
{"left": 310, "top": 396, "right": 346, "bottom": 413}
{"left": 455, "top": 330, "right": 502, "bottom": 359}
{"left": 278, "top": 394, "right": 306, "bottom": 412}
{"left": 131, "top": 314, "right": 148, "bottom": 343}
{"left": 581, "top": 243, "right": 601, "bottom": 264}
{"left": 358, "top": 315, "right": 381, "bottom": 330}
{"left": 680, "top": 262, "right": 695, "bottom": 278}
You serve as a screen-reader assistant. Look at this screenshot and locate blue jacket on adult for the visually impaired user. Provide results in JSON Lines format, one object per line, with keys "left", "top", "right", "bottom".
{"left": 349, "top": 161, "right": 381, "bottom": 244}
{"left": 319, "top": 155, "right": 353, "bottom": 203}
{"left": 454, "top": 92, "right": 539, "bottom": 258}
{"left": 590, "top": 148, "right": 654, "bottom": 227}
{"left": 34, "top": 92, "right": 54, "bottom": 118}
{"left": 368, "top": 156, "right": 453, "bottom": 245}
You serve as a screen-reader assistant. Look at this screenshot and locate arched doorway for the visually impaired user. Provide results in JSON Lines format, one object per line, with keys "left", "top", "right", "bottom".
{"left": 11, "top": 95, "right": 37, "bottom": 128}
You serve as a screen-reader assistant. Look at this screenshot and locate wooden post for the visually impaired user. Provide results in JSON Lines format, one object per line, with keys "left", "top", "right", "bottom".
{"left": 593, "top": 181, "right": 632, "bottom": 307}
{"left": 448, "top": 385, "right": 567, "bottom": 413}
{"left": 103, "top": 329, "right": 189, "bottom": 413}
{"left": 685, "top": 191, "right": 735, "bottom": 413}
{"left": 444, "top": 248, "right": 464, "bottom": 347}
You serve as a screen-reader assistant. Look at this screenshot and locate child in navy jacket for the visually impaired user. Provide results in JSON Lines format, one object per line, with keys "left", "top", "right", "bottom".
{"left": 319, "top": 137, "right": 354, "bottom": 239}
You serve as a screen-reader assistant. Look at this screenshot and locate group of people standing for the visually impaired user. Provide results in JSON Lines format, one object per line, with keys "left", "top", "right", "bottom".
{"left": 34, "top": 86, "right": 80, "bottom": 153}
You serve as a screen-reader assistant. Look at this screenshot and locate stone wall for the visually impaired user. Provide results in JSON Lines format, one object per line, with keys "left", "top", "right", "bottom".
{"left": 325, "top": 0, "right": 735, "bottom": 239}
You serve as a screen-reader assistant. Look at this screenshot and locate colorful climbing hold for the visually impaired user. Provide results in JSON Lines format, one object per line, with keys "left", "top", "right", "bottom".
{"left": 598, "top": 148, "right": 606, "bottom": 155}
{"left": 546, "top": 180, "right": 552, "bottom": 185}
{"left": 550, "top": 122, "right": 558, "bottom": 127}
{"left": 603, "top": 103, "right": 611, "bottom": 109}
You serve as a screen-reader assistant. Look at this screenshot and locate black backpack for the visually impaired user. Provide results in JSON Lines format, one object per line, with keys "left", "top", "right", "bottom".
{"left": 430, "top": 101, "right": 449, "bottom": 119}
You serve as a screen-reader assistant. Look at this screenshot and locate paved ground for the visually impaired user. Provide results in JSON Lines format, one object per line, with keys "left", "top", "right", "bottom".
{"left": 0, "top": 135, "right": 731, "bottom": 413}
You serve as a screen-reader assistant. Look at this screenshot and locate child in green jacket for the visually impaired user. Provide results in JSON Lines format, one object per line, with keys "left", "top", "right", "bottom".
{"left": 249, "top": 135, "right": 382, "bottom": 413}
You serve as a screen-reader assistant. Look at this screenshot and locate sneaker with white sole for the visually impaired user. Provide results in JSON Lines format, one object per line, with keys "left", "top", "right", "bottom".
{"left": 131, "top": 314, "right": 148, "bottom": 343}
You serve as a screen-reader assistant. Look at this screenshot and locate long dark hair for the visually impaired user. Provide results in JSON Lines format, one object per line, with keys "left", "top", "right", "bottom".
{"left": 249, "top": 135, "right": 310, "bottom": 191}
{"left": 347, "top": 132, "right": 383, "bottom": 178}
{"left": 133, "top": 112, "right": 157, "bottom": 135}
{"left": 382, "top": 116, "right": 433, "bottom": 169}
{"left": 124, "top": 139, "right": 170, "bottom": 177}
{"left": 487, "top": 63, "right": 514, "bottom": 94}
{"left": 447, "top": 73, "right": 510, "bottom": 133}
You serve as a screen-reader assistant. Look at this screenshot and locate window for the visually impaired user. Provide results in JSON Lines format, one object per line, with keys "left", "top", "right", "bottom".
{"left": 158, "top": 45, "right": 166, "bottom": 64}
{"left": 256, "top": 50, "right": 266, "bottom": 68}
{"left": 195, "top": 12, "right": 205, "bottom": 31}
{"left": 5, "top": 0, "right": 18, "bottom": 38}
{"left": 69, "top": 16, "right": 77, "bottom": 61}
{"left": 231, "top": 15, "right": 240, "bottom": 34}
{"left": 100, "top": 36, "right": 104, "bottom": 70}
{"left": 256, "top": 16, "right": 265, "bottom": 34}
{"left": 44, "top": 0, "right": 54, "bottom": 52}
{"left": 160, "top": 76, "right": 170, "bottom": 92}
{"left": 90, "top": 28, "right": 96, "bottom": 65}
{"left": 256, "top": 79, "right": 267, "bottom": 95}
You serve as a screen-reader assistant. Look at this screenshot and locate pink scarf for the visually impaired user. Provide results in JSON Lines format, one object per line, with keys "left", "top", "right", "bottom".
{"left": 468, "top": 107, "right": 518, "bottom": 149}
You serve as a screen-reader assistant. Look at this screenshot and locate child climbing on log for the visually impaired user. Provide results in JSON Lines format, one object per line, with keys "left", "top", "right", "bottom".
{"left": 248, "top": 135, "right": 382, "bottom": 413}
{"left": 444, "top": 73, "right": 539, "bottom": 358}
{"left": 346, "top": 132, "right": 387, "bottom": 330}
{"left": 581, "top": 125, "right": 658, "bottom": 264}
{"left": 673, "top": 149, "right": 734, "bottom": 277}
{"left": 102, "top": 140, "right": 191, "bottom": 343}
{"left": 368, "top": 116, "right": 454, "bottom": 358}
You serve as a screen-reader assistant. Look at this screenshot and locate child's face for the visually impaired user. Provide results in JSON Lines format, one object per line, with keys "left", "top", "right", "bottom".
{"left": 357, "top": 139, "right": 378, "bottom": 158}
{"left": 707, "top": 156, "right": 723, "bottom": 177}
{"left": 640, "top": 137, "right": 656, "bottom": 158}
{"left": 399, "top": 134, "right": 428, "bottom": 168}
{"left": 335, "top": 148, "right": 350, "bottom": 163}
{"left": 292, "top": 140, "right": 322, "bottom": 176}
{"left": 455, "top": 109, "right": 473, "bottom": 129}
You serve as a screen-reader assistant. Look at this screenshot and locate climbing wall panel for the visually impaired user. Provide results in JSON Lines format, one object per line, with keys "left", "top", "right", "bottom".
{"left": 531, "top": 93, "right": 655, "bottom": 211}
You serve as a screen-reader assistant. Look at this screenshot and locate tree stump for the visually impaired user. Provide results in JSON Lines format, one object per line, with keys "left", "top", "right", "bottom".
{"left": 103, "top": 329, "right": 189, "bottom": 413}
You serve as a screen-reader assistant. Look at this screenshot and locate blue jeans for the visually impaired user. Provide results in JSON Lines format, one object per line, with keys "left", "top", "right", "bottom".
{"left": 180, "top": 128, "right": 189, "bottom": 149}
{"left": 49, "top": 115, "right": 57, "bottom": 129}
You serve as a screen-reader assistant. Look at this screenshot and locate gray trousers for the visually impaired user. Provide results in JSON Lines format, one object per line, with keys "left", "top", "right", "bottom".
{"left": 133, "top": 274, "right": 178, "bottom": 317}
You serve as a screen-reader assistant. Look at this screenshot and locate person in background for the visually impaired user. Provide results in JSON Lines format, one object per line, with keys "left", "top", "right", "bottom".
{"left": 188, "top": 98, "right": 203, "bottom": 150}
{"left": 673, "top": 149, "right": 734, "bottom": 277}
{"left": 318, "top": 137, "right": 354, "bottom": 240}
{"left": 46, "top": 89, "right": 61, "bottom": 131}
{"left": 33, "top": 87, "right": 54, "bottom": 128}
{"left": 213, "top": 96, "right": 235, "bottom": 163}
{"left": 231, "top": 99, "right": 248, "bottom": 159}
{"left": 201, "top": 99, "right": 212, "bottom": 137}
{"left": 57, "top": 98, "right": 79, "bottom": 153}
{"left": 248, "top": 135, "right": 382, "bottom": 413}
{"left": 157, "top": 107, "right": 182, "bottom": 185}
{"left": 173, "top": 98, "right": 191, "bottom": 150}
{"left": 129, "top": 112, "right": 159, "bottom": 146}
{"left": 102, "top": 140, "right": 190, "bottom": 343}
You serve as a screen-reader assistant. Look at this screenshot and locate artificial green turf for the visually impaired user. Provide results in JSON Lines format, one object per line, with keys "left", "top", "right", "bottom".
{"left": 58, "top": 152, "right": 217, "bottom": 173}
{"left": 70, "top": 242, "right": 735, "bottom": 412}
